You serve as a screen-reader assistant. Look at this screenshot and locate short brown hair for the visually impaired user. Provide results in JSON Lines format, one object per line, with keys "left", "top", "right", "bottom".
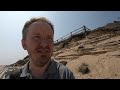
{"left": 22, "top": 17, "right": 54, "bottom": 40}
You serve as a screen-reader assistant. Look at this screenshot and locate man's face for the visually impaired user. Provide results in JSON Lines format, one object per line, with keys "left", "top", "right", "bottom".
{"left": 22, "top": 21, "right": 54, "bottom": 67}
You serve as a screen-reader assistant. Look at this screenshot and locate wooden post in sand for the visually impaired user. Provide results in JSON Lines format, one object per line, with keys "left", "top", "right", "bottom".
{"left": 71, "top": 32, "right": 72, "bottom": 37}
{"left": 83, "top": 25, "right": 87, "bottom": 38}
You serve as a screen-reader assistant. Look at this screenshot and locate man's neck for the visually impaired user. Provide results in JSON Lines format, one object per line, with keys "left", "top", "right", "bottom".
{"left": 29, "top": 60, "right": 50, "bottom": 78}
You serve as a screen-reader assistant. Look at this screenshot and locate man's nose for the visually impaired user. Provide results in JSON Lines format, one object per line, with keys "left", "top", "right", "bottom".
{"left": 39, "top": 40, "right": 48, "bottom": 47}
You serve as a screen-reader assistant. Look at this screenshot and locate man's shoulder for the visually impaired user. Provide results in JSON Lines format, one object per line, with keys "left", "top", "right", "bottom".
{"left": 4, "top": 68, "right": 23, "bottom": 79}
{"left": 55, "top": 61, "right": 69, "bottom": 70}
{"left": 52, "top": 60, "right": 75, "bottom": 79}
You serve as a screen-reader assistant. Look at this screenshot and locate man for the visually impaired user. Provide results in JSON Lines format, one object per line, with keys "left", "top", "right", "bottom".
{"left": 5, "top": 17, "right": 75, "bottom": 79}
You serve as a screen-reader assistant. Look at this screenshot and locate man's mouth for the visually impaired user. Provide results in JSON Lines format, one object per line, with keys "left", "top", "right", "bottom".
{"left": 37, "top": 50, "right": 49, "bottom": 53}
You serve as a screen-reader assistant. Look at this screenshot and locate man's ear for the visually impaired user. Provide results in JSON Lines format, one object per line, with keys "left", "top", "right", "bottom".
{"left": 21, "top": 39, "right": 27, "bottom": 50}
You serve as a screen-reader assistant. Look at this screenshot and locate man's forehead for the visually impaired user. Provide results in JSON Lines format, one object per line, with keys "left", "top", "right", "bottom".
{"left": 28, "top": 21, "right": 53, "bottom": 34}
{"left": 32, "top": 32, "right": 53, "bottom": 37}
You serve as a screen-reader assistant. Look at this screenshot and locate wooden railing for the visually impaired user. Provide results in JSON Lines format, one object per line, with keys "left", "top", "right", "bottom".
{"left": 54, "top": 25, "right": 90, "bottom": 45}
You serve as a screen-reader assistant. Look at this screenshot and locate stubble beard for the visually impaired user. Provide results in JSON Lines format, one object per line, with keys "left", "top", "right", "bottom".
{"left": 30, "top": 54, "right": 51, "bottom": 67}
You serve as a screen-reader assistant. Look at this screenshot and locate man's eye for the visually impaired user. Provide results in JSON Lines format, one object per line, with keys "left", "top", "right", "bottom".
{"left": 33, "top": 36, "right": 40, "bottom": 40}
{"left": 48, "top": 38, "right": 53, "bottom": 42}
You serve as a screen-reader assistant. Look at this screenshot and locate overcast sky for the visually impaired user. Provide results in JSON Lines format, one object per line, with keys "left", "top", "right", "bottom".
{"left": 0, "top": 11, "right": 120, "bottom": 65}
